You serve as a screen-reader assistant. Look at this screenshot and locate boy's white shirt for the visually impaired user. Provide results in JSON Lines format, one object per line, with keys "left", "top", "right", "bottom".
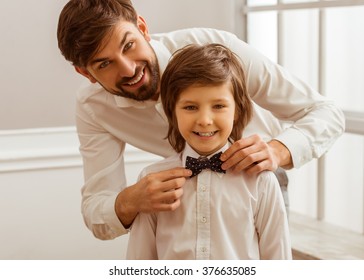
{"left": 126, "top": 143, "right": 292, "bottom": 260}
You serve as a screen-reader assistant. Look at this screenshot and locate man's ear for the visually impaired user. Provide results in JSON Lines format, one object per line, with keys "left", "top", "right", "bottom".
{"left": 137, "top": 15, "right": 151, "bottom": 41}
{"left": 75, "top": 66, "right": 97, "bottom": 83}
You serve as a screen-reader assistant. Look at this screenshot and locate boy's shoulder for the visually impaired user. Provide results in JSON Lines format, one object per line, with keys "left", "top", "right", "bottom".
{"left": 140, "top": 153, "right": 183, "bottom": 176}
{"left": 257, "top": 170, "right": 277, "bottom": 181}
{"left": 238, "top": 170, "right": 279, "bottom": 191}
{"left": 255, "top": 170, "right": 281, "bottom": 194}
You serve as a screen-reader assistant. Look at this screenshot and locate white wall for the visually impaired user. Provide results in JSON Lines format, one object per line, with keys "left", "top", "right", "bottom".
{"left": 0, "top": 128, "right": 161, "bottom": 259}
{"left": 133, "top": 0, "right": 236, "bottom": 34}
{"left": 0, "top": 0, "right": 237, "bottom": 130}
{"left": 0, "top": 0, "right": 84, "bottom": 130}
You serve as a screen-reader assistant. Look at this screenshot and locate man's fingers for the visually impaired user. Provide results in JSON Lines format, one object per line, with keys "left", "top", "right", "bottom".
{"left": 155, "top": 198, "right": 181, "bottom": 212}
{"left": 220, "top": 137, "right": 253, "bottom": 161}
{"left": 229, "top": 152, "right": 261, "bottom": 172}
{"left": 221, "top": 144, "right": 259, "bottom": 170}
{"left": 150, "top": 188, "right": 184, "bottom": 212}
{"left": 155, "top": 167, "right": 192, "bottom": 181}
{"left": 153, "top": 182, "right": 184, "bottom": 201}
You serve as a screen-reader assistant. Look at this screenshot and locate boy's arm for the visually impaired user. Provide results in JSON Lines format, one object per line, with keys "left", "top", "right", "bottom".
{"left": 126, "top": 212, "right": 158, "bottom": 260}
{"left": 254, "top": 172, "right": 292, "bottom": 260}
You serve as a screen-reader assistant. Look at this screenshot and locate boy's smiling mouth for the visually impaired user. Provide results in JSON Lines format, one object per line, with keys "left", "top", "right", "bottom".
{"left": 193, "top": 131, "right": 217, "bottom": 137}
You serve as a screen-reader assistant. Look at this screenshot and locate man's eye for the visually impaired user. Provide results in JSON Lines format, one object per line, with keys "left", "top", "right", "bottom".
{"left": 124, "top": 41, "right": 134, "bottom": 51}
{"left": 99, "top": 61, "right": 110, "bottom": 69}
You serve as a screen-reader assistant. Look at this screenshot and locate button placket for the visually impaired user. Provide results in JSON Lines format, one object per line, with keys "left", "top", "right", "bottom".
{"left": 195, "top": 171, "right": 211, "bottom": 259}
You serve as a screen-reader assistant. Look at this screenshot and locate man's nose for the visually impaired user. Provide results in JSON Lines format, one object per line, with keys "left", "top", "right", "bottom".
{"left": 116, "top": 56, "right": 136, "bottom": 77}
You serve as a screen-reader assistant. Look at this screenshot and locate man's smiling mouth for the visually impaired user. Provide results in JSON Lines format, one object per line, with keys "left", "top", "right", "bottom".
{"left": 126, "top": 67, "right": 145, "bottom": 86}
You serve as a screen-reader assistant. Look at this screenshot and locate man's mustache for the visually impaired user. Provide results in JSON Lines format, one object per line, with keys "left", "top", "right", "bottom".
{"left": 116, "top": 64, "right": 146, "bottom": 87}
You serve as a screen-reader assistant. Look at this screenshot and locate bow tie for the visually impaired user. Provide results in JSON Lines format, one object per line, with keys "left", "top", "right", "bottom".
{"left": 186, "top": 152, "right": 226, "bottom": 178}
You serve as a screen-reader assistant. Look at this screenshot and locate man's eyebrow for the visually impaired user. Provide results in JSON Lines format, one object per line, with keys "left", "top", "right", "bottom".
{"left": 89, "top": 32, "right": 131, "bottom": 67}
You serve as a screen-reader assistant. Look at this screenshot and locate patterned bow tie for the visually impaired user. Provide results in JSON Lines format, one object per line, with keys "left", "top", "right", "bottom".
{"left": 186, "top": 152, "right": 226, "bottom": 178}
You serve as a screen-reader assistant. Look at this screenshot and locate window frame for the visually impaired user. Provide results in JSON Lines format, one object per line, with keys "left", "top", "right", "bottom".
{"left": 241, "top": 0, "right": 364, "bottom": 223}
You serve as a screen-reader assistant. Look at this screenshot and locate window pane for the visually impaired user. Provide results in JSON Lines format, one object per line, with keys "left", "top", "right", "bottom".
{"left": 247, "top": 11, "right": 277, "bottom": 62}
{"left": 287, "top": 160, "right": 318, "bottom": 218}
{"left": 282, "top": 0, "right": 318, "bottom": 3}
{"left": 326, "top": 7, "right": 364, "bottom": 112}
{"left": 281, "top": 9, "right": 319, "bottom": 89}
{"left": 248, "top": 0, "right": 277, "bottom": 6}
{"left": 324, "top": 133, "right": 364, "bottom": 233}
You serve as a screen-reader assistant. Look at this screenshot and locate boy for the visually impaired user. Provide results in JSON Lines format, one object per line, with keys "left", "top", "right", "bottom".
{"left": 126, "top": 44, "right": 292, "bottom": 259}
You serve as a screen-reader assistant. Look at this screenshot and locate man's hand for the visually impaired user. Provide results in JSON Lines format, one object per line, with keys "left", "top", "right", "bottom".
{"left": 115, "top": 167, "right": 192, "bottom": 227}
{"left": 220, "top": 134, "right": 293, "bottom": 175}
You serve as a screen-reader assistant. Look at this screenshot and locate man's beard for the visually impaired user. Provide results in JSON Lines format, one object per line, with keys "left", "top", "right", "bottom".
{"left": 111, "top": 60, "right": 160, "bottom": 101}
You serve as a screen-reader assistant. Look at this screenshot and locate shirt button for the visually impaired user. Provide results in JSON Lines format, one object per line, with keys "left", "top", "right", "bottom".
{"left": 201, "top": 217, "right": 207, "bottom": 223}
{"left": 201, "top": 185, "right": 206, "bottom": 192}
{"left": 201, "top": 247, "right": 207, "bottom": 252}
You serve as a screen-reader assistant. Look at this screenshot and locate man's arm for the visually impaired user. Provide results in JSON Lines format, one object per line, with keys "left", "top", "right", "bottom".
{"left": 221, "top": 31, "right": 345, "bottom": 172}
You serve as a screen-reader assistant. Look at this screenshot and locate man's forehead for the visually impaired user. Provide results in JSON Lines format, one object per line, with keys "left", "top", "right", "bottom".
{"left": 89, "top": 21, "right": 138, "bottom": 64}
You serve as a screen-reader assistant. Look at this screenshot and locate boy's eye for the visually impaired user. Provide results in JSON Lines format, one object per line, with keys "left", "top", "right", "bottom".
{"left": 214, "top": 104, "right": 225, "bottom": 109}
{"left": 184, "top": 105, "right": 197, "bottom": 110}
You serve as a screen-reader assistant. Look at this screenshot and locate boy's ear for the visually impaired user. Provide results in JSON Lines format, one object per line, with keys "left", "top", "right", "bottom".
{"left": 137, "top": 15, "right": 151, "bottom": 41}
{"left": 75, "top": 66, "right": 97, "bottom": 83}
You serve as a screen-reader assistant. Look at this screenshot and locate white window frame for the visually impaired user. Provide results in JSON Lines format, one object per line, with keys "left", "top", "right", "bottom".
{"left": 241, "top": 0, "right": 364, "bottom": 221}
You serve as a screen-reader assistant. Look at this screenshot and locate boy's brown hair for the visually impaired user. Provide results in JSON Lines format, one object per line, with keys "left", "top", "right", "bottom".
{"left": 161, "top": 44, "right": 253, "bottom": 153}
{"left": 57, "top": 0, "right": 137, "bottom": 67}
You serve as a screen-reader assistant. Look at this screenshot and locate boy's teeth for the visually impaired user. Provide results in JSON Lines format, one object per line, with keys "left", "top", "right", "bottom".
{"left": 199, "top": 132, "right": 214, "bottom": 137}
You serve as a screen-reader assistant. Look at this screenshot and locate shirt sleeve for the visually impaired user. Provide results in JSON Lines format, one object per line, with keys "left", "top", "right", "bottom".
{"left": 76, "top": 94, "right": 128, "bottom": 240}
{"left": 254, "top": 171, "right": 292, "bottom": 259}
{"left": 226, "top": 31, "right": 345, "bottom": 168}
{"left": 126, "top": 212, "right": 158, "bottom": 260}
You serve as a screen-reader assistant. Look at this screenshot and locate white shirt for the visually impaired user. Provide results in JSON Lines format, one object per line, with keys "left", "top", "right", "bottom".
{"left": 76, "top": 28, "right": 345, "bottom": 240}
{"left": 126, "top": 143, "right": 292, "bottom": 260}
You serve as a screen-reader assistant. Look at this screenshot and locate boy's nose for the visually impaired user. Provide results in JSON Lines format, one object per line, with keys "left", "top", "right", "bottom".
{"left": 197, "top": 111, "right": 213, "bottom": 126}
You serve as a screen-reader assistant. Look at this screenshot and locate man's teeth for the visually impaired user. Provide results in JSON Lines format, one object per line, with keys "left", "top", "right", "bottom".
{"left": 198, "top": 132, "right": 215, "bottom": 137}
{"left": 127, "top": 71, "right": 144, "bottom": 85}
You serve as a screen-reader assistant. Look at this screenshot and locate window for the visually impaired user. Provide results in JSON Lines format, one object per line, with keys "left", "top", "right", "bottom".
{"left": 242, "top": 0, "right": 364, "bottom": 234}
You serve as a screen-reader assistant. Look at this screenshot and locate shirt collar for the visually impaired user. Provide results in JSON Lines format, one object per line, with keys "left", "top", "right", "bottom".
{"left": 114, "top": 39, "right": 172, "bottom": 109}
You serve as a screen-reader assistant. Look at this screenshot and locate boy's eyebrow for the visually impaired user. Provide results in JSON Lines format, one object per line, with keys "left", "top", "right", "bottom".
{"left": 89, "top": 32, "right": 131, "bottom": 66}
{"left": 178, "top": 98, "right": 230, "bottom": 103}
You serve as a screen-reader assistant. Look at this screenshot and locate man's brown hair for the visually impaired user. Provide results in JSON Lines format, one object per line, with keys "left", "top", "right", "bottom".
{"left": 161, "top": 44, "right": 253, "bottom": 153}
{"left": 57, "top": 0, "right": 138, "bottom": 67}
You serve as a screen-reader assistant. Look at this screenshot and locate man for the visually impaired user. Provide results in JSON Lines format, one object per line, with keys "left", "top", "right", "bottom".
{"left": 57, "top": 0, "right": 345, "bottom": 240}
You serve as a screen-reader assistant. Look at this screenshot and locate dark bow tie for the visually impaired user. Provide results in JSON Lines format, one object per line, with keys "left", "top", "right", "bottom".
{"left": 186, "top": 152, "right": 226, "bottom": 178}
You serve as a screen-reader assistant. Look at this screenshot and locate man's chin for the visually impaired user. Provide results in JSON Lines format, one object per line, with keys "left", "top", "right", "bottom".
{"left": 112, "top": 89, "right": 156, "bottom": 101}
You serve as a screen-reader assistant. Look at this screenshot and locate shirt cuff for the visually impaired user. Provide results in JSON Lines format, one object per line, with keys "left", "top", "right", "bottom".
{"left": 103, "top": 194, "right": 129, "bottom": 236}
{"left": 274, "top": 128, "right": 313, "bottom": 169}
